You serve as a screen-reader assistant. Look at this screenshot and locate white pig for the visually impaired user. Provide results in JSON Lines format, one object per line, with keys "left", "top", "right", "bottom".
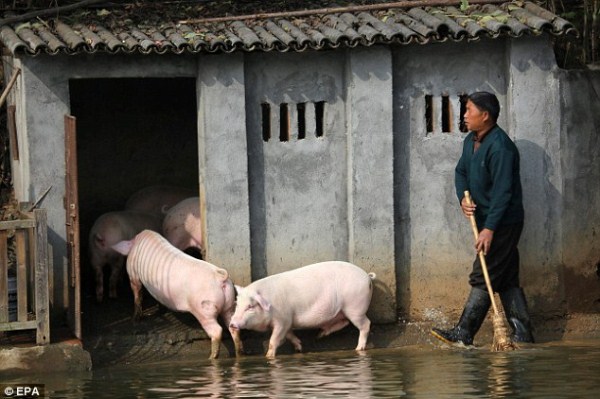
{"left": 88, "top": 210, "right": 162, "bottom": 302}
{"left": 162, "top": 197, "right": 202, "bottom": 256}
{"left": 229, "top": 261, "right": 375, "bottom": 358}
{"left": 112, "top": 229, "right": 243, "bottom": 359}
{"left": 125, "top": 185, "right": 196, "bottom": 222}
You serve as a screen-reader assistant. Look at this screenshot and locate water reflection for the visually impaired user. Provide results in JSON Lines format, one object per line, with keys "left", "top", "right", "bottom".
{"left": 3, "top": 340, "right": 600, "bottom": 398}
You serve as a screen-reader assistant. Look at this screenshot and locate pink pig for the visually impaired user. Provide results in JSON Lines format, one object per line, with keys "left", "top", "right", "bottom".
{"left": 229, "top": 261, "right": 375, "bottom": 358}
{"left": 162, "top": 197, "right": 203, "bottom": 256}
{"left": 112, "top": 229, "right": 243, "bottom": 359}
{"left": 88, "top": 210, "right": 162, "bottom": 302}
{"left": 125, "top": 185, "right": 196, "bottom": 222}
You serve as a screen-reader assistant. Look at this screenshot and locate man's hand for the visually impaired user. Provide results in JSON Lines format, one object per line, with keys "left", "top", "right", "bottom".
{"left": 476, "top": 228, "right": 494, "bottom": 255}
{"left": 461, "top": 196, "right": 476, "bottom": 217}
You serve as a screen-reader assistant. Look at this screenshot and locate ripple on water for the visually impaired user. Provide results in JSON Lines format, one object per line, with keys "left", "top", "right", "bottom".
{"left": 8, "top": 339, "right": 600, "bottom": 398}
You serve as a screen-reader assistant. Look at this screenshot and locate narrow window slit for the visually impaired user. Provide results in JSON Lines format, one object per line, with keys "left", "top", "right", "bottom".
{"left": 425, "top": 95, "right": 433, "bottom": 133}
{"left": 442, "top": 94, "right": 451, "bottom": 133}
{"left": 279, "top": 103, "right": 290, "bottom": 142}
{"left": 261, "top": 103, "right": 271, "bottom": 142}
{"left": 459, "top": 94, "right": 469, "bottom": 132}
{"left": 315, "top": 101, "right": 325, "bottom": 137}
{"left": 297, "top": 103, "right": 306, "bottom": 140}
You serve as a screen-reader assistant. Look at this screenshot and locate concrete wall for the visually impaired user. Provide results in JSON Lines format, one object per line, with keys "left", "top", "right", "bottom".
{"left": 559, "top": 69, "right": 600, "bottom": 313}
{"left": 393, "top": 39, "right": 510, "bottom": 318}
{"left": 244, "top": 48, "right": 396, "bottom": 322}
{"left": 4, "top": 33, "right": 600, "bottom": 327}
{"left": 506, "top": 36, "right": 565, "bottom": 318}
{"left": 197, "top": 53, "right": 252, "bottom": 287}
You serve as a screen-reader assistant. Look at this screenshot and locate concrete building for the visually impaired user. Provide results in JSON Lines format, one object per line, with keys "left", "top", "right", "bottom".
{"left": 0, "top": 0, "right": 597, "bottom": 346}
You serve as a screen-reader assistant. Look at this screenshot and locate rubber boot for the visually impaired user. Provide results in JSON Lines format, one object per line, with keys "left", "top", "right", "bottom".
{"left": 500, "top": 287, "right": 534, "bottom": 343}
{"left": 430, "top": 287, "right": 491, "bottom": 346}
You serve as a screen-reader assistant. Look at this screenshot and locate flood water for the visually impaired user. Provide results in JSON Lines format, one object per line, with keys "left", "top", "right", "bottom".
{"left": 3, "top": 340, "right": 600, "bottom": 398}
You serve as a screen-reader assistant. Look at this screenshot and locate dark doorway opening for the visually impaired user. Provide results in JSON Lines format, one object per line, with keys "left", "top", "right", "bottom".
{"left": 69, "top": 78, "right": 199, "bottom": 336}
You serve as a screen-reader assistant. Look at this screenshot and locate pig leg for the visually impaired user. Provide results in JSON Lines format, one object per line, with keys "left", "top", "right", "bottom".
{"left": 285, "top": 331, "right": 303, "bottom": 352}
{"left": 192, "top": 300, "right": 224, "bottom": 359}
{"left": 108, "top": 256, "right": 125, "bottom": 299}
{"left": 129, "top": 277, "right": 144, "bottom": 321}
{"left": 266, "top": 324, "right": 290, "bottom": 358}
{"left": 346, "top": 313, "right": 371, "bottom": 351}
{"left": 221, "top": 312, "right": 244, "bottom": 357}
{"left": 317, "top": 316, "right": 350, "bottom": 339}
{"left": 93, "top": 262, "right": 104, "bottom": 303}
{"left": 229, "top": 327, "right": 244, "bottom": 357}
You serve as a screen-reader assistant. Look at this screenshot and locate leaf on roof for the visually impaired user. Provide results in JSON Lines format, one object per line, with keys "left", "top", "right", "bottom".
{"left": 97, "top": 9, "right": 111, "bottom": 17}
{"left": 15, "top": 22, "right": 31, "bottom": 34}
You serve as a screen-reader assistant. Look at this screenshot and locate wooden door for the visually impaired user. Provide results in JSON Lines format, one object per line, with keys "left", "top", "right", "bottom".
{"left": 64, "top": 115, "right": 81, "bottom": 339}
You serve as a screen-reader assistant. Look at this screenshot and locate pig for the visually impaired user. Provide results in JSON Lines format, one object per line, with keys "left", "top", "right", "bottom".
{"left": 162, "top": 197, "right": 203, "bottom": 256}
{"left": 88, "top": 210, "right": 162, "bottom": 302}
{"left": 125, "top": 185, "right": 196, "bottom": 222}
{"left": 111, "top": 229, "right": 243, "bottom": 359}
{"left": 229, "top": 261, "right": 376, "bottom": 358}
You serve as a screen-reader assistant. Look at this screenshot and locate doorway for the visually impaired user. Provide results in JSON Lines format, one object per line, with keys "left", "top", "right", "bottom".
{"left": 68, "top": 77, "right": 199, "bottom": 335}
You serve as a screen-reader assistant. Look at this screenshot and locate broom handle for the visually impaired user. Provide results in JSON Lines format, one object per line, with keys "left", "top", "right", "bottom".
{"left": 464, "top": 191, "right": 500, "bottom": 315}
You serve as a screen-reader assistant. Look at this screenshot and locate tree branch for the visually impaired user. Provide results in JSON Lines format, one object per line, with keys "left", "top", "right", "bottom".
{"left": 0, "top": 0, "right": 107, "bottom": 26}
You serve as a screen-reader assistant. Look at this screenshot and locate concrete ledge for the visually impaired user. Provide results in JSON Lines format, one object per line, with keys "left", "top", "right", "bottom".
{"left": 0, "top": 340, "right": 91, "bottom": 375}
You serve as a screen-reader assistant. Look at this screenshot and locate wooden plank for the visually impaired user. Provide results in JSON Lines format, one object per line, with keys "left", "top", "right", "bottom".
{"left": 16, "top": 229, "right": 28, "bottom": 321}
{"left": 34, "top": 209, "right": 50, "bottom": 344}
{"left": 0, "top": 219, "right": 35, "bottom": 229}
{"left": 0, "top": 320, "right": 37, "bottom": 331}
{"left": 48, "top": 245, "right": 54, "bottom": 308}
{"left": 65, "top": 114, "right": 81, "bottom": 339}
{"left": 28, "top": 224, "right": 35, "bottom": 309}
{"left": 0, "top": 230, "right": 8, "bottom": 323}
{"left": 7, "top": 104, "right": 19, "bottom": 160}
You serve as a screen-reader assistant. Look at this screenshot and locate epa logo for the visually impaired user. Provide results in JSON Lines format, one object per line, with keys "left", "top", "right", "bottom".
{"left": 2, "top": 385, "right": 43, "bottom": 398}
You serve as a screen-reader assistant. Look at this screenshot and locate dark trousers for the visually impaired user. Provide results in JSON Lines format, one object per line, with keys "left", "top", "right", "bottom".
{"left": 469, "top": 222, "right": 523, "bottom": 292}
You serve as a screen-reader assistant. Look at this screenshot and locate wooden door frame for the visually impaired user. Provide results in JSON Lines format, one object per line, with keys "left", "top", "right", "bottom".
{"left": 64, "top": 115, "right": 81, "bottom": 339}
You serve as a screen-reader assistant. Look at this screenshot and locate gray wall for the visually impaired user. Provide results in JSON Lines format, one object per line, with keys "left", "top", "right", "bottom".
{"left": 4, "top": 33, "right": 600, "bottom": 328}
{"left": 394, "top": 39, "right": 510, "bottom": 317}
{"left": 559, "top": 69, "right": 600, "bottom": 314}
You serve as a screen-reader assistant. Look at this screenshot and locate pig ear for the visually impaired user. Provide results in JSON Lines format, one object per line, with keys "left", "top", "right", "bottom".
{"left": 112, "top": 240, "right": 133, "bottom": 256}
{"left": 254, "top": 292, "right": 271, "bottom": 311}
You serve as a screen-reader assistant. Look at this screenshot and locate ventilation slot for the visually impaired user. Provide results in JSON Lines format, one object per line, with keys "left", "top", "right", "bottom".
{"left": 442, "top": 94, "right": 451, "bottom": 133}
{"left": 459, "top": 94, "right": 469, "bottom": 132}
{"left": 279, "top": 103, "right": 289, "bottom": 142}
{"left": 262, "top": 101, "right": 326, "bottom": 142}
{"left": 297, "top": 103, "right": 306, "bottom": 140}
{"left": 425, "top": 95, "right": 433, "bottom": 133}
{"left": 261, "top": 103, "right": 271, "bottom": 142}
{"left": 315, "top": 101, "right": 325, "bottom": 138}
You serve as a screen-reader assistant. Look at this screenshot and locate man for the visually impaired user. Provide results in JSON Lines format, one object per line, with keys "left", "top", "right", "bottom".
{"left": 430, "top": 91, "right": 534, "bottom": 346}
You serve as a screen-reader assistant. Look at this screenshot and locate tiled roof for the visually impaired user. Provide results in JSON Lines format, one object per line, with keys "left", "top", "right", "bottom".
{"left": 0, "top": 1, "right": 577, "bottom": 56}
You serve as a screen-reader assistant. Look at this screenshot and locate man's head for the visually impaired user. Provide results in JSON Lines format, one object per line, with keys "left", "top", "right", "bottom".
{"left": 468, "top": 91, "right": 500, "bottom": 122}
{"left": 464, "top": 91, "right": 500, "bottom": 134}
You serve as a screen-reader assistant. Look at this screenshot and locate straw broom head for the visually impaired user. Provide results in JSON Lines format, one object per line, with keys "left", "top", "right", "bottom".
{"left": 491, "top": 293, "right": 518, "bottom": 352}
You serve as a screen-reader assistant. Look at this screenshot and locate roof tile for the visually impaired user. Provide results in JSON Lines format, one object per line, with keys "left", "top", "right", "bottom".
{"left": 0, "top": 1, "right": 577, "bottom": 56}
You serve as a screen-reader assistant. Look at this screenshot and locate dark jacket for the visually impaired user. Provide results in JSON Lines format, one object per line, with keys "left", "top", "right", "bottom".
{"left": 455, "top": 125, "right": 524, "bottom": 231}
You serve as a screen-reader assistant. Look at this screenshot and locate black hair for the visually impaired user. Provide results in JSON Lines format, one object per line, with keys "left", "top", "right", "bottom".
{"left": 468, "top": 91, "right": 500, "bottom": 122}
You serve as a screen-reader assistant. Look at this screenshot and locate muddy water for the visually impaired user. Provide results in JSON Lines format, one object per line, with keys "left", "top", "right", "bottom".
{"left": 4, "top": 340, "right": 600, "bottom": 398}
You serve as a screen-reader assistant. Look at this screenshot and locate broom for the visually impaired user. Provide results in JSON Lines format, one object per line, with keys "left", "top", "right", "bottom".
{"left": 464, "top": 191, "right": 517, "bottom": 352}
